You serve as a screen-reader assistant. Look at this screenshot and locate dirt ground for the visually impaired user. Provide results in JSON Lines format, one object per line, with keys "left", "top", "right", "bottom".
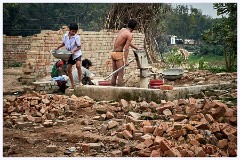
{"left": 3, "top": 67, "right": 34, "bottom": 94}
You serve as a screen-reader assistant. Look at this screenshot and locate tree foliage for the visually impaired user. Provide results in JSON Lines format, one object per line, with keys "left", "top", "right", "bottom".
{"left": 3, "top": 3, "right": 111, "bottom": 36}
{"left": 165, "top": 4, "right": 213, "bottom": 42}
{"left": 202, "top": 3, "right": 237, "bottom": 72}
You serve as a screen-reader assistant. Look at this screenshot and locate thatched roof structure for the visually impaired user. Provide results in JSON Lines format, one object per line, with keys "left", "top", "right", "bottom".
{"left": 104, "top": 3, "right": 170, "bottom": 63}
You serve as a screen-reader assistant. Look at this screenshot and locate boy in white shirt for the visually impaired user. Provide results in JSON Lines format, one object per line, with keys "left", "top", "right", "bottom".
{"left": 55, "top": 23, "right": 82, "bottom": 88}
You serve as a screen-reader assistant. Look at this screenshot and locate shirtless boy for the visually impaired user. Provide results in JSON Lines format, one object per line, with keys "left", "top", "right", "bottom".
{"left": 111, "top": 19, "right": 139, "bottom": 86}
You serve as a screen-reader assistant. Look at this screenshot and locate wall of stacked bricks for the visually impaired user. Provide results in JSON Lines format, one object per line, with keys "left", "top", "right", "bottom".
{"left": 3, "top": 35, "right": 31, "bottom": 67}
{"left": 3, "top": 27, "right": 145, "bottom": 84}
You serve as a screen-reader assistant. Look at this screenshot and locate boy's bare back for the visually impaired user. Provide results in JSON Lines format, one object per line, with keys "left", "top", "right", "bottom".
{"left": 113, "top": 28, "right": 132, "bottom": 52}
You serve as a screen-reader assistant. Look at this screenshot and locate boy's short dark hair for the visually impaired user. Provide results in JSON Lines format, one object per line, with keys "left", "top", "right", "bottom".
{"left": 82, "top": 59, "right": 92, "bottom": 67}
{"left": 69, "top": 23, "right": 78, "bottom": 30}
{"left": 127, "top": 19, "right": 137, "bottom": 30}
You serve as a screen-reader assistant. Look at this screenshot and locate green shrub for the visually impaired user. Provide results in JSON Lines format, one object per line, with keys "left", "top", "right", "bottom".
{"left": 206, "top": 66, "right": 228, "bottom": 73}
{"left": 165, "top": 47, "right": 184, "bottom": 68}
{"left": 8, "top": 61, "right": 22, "bottom": 67}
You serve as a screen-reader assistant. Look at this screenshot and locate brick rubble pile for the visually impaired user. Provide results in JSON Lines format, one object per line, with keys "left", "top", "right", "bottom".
{"left": 3, "top": 90, "right": 237, "bottom": 157}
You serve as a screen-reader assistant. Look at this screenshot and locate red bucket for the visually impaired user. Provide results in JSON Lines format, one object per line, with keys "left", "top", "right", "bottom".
{"left": 149, "top": 79, "right": 164, "bottom": 89}
{"left": 98, "top": 80, "right": 111, "bottom": 86}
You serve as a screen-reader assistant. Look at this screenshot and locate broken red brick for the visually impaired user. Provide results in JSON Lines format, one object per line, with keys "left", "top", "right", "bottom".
{"left": 203, "top": 144, "right": 214, "bottom": 155}
{"left": 189, "top": 97, "right": 196, "bottom": 105}
{"left": 82, "top": 143, "right": 90, "bottom": 154}
{"left": 159, "top": 85, "right": 173, "bottom": 90}
{"left": 173, "top": 122, "right": 184, "bottom": 130}
{"left": 164, "top": 148, "right": 182, "bottom": 157}
{"left": 178, "top": 99, "right": 187, "bottom": 105}
{"left": 119, "top": 99, "right": 128, "bottom": 107}
{"left": 122, "top": 130, "right": 133, "bottom": 139}
{"left": 228, "top": 148, "right": 237, "bottom": 157}
{"left": 187, "top": 134, "right": 195, "bottom": 140}
{"left": 143, "top": 126, "right": 155, "bottom": 134}
{"left": 222, "top": 125, "right": 237, "bottom": 136}
{"left": 126, "top": 122, "right": 136, "bottom": 132}
{"left": 174, "top": 105, "right": 182, "bottom": 112}
{"left": 213, "top": 100, "right": 228, "bottom": 109}
{"left": 169, "top": 129, "right": 186, "bottom": 139}
{"left": 27, "top": 115, "right": 35, "bottom": 122}
{"left": 179, "top": 149, "right": 188, "bottom": 156}
{"left": 186, "top": 150, "right": 195, "bottom": 157}
{"left": 195, "top": 147, "right": 206, "bottom": 157}
{"left": 159, "top": 138, "right": 172, "bottom": 152}
{"left": 195, "top": 122, "right": 209, "bottom": 130}
{"left": 205, "top": 114, "right": 214, "bottom": 123}
{"left": 229, "top": 117, "right": 237, "bottom": 124}
{"left": 135, "top": 142, "right": 145, "bottom": 150}
{"left": 161, "top": 100, "right": 167, "bottom": 104}
{"left": 228, "top": 134, "right": 237, "bottom": 143}
{"left": 154, "top": 136, "right": 163, "bottom": 145}
{"left": 111, "top": 150, "right": 122, "bottom": 157}
{"left": 217, "top": 139, "right": 228, "bottom": 149}
{"left": 195, "top": 134, "right": 204, "bottom": 143}
{"left": 203, "top": 101, "right": 215, "bottom": 110}
{"left": 159, "top": 122, "right": 168, "bottom": 131}
{"left": 7, "top": 106, "right": 16, "bottom": 113}
{"left": 190, "top": 139, "right": 200, "bottom": 146}
{"left": 141, "top": 121, "right": 152, "bottom": 127}
{"left": 138, "top": 148, "right": 151, "bottom": 157}
{"left": 34, "top": 117, "right": 42, "bottom": 123}
{"left": 225, "top": 108, "right": 234, "bottom": 117}
{"left": 228, "top": 142, "right": 237, "bottom": 150}
{"left": 218, "top": 123, "right": 227, "bottom": 130}
{"left": 173, "top": 114, "right": 187, "bottom": 121}
{"left": 122, "top": 146, "right": 131, "bottom": 155}
{"left": 153, "top": 126, "right": 164, "bottom": 137}
{"left": 150, "top": 149, "right": 162, "bottom": 157}
{"left": 184, "top": 124, "right": 194, "bottom": 131}
{"left": 144, "top": 138, "right": 154, "bottom": 148}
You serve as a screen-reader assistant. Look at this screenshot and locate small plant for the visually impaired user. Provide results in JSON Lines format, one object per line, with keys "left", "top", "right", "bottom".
{"left": 165, "top": 47, "right": 184, "bottom": 68}
{"left": 187, "top": 61, "right": 196, "bottom": 71}
{"left": 198, "top": 57, "right": 204, "bottom": 70}
{"left": 8, "top": 61, "right": 22, "bottom": 67}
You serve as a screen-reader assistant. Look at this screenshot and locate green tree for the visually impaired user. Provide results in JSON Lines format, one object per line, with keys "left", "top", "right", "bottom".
{"left": 165, "top": 4, "right": 213, "bottom": 43}
{"left": 3, "top": 3, "right": 111, "bottom": 36}
{"left": 166, "top": 5, "right": 190, "bottom": 40}
{"left": 202, "top": 3, "right": 237, "bottom": 72}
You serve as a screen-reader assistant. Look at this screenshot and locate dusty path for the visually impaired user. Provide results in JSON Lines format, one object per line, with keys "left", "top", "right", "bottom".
{"left": 3, "top": 67, "right": 34, "bottom": 94}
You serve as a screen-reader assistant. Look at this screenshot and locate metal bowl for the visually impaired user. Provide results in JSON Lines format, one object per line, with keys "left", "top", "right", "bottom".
{"left": 162, "top": 68, "right": 184, "bottom": 81}
{"left": 51, "top": 49, "right": 72, "bottom": 60}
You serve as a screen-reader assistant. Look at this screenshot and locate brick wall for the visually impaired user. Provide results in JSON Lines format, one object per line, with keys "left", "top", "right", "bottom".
{"left": 4, "top": 28, "right": 145, "bottom": 83}
{"left": 3, "top": 35, "right": 32, "bottom": 67}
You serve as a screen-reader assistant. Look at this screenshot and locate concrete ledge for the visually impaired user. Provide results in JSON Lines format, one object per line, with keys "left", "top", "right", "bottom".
{"left": 70, "top": 82, "right": 234, "bottom": 103}
{"left": 32, "top": 80, "right": 59, "bottom": 93}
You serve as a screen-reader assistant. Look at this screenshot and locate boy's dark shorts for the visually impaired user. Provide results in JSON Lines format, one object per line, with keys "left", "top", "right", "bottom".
{"left": 68, "top": 55, "right": 81, "bottom": 65}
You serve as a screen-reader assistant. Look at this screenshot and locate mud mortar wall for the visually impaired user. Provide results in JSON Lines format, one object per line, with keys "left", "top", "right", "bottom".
{"left": 4, "top": 28, "right": 144, "bottom": 83}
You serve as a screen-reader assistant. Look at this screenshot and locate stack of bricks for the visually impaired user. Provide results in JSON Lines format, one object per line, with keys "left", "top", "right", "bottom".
{"left": 19, "top": 27, "right": 145, "bottom": 84}
{"left": 3, "top": 35, "right": 31, "bottom": 67}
